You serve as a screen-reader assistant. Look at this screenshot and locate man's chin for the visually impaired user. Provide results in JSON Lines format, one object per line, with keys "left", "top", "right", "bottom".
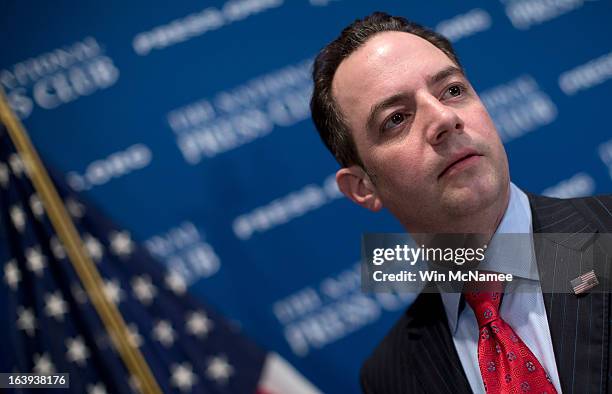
{"left": 440, "top": 178, "right": 503, "bottom": 216}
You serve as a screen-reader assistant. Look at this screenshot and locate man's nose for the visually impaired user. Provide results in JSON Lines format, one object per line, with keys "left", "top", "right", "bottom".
{"left": 417, "top": 92, "right": 464, "bottom": 145}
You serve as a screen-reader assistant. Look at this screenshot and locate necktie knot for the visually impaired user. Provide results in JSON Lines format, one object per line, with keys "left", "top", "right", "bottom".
{"left": 463, "top": 280, "right": 503, "bottom": 328}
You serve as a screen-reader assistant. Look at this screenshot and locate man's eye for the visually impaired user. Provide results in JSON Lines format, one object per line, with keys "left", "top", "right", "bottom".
{"left": 382, "top": 112, "right": 408, "bottom": 132}
{"left": 442, "top": 84, "right": 465, "bottom": 99}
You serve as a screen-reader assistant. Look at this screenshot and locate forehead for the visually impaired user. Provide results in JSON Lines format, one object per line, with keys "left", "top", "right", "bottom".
{"left": 332, "top": 31, "right": 456, "bottom": 118}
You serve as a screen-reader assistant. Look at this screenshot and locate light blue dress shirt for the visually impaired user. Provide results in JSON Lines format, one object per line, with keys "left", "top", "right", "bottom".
{"left": 439, "top": 183, "right": 563, "bottom": 393}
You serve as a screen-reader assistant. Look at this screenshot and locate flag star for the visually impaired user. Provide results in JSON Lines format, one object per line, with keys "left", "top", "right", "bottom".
{"left": 66, "top": 198, "right": 85, "bottom": 218}
{"left": 0, "top": 161, "right": 9, "bottom": 188}
{"left": 165, "top": 271, "right": 186, "bottom": 295}
{"left": 26, "top": 247, "right": 47, "bottom": 276}
{"left": 126, "top": 323, "right": 143, "bottom": 348}
{"left": 132, "top": 275, "right": 157, "bottom": 305}
{"left": 4, "top": 259, "right": 21, "bottom": 290}
{"left": 8, "top": 154, "right": 24, "bottom": 177}
{"left": 94, "top": 332, "right": 112, "bottom": 350}
{"left": 152, "top": 320, "right": 175, "bottom": 347}
{"left": 170, "top": 362, "right": 198, "bottom": 392}
{"left": 10, "top": 204, "right": 25, "bottom": 232}
{"left": 71, "top": 283, "right": 89, "bottom": 304}
{"left": 109, "top": 231, "right": 134, "bottom": 257}
{"left": 66, "top": 336, "right": 90, "bottom": 366}
{"left": 103, "top": 279, "right": 124, "bottom": 304}
{"left": 83, "top": 234, "right": 104, "bottom": 262}
{"left": 128, "top": 375, "right": 142, "bottom": 393}
{"left": 16, "top": 307, "right": 37, "bottom": 336}
{"left": 44, "top": 291, "right": 68, "bottom": 321}
{"left": 29, "top": 194, "right": 45, "bottom": 219}
{"left": 206, "top": 355, "right": 234, "bottom": 384}
{"left": 186, "top": 311, "right": 213, "bottom": 338}
{"left": 87, "top": 383, "right": 107, "bottom": 394}
{"left": 50, "top": 236, "right": 66, "bottom": 259}
{"left": 33, "top": 353, "right": 55, "bottom": 374}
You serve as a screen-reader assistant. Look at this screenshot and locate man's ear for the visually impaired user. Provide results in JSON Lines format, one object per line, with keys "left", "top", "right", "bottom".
{"left": 336, "top": 165, "right": 383, "bottom": 212}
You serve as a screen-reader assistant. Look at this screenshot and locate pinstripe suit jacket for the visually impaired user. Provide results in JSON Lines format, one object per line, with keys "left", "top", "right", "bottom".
{"left": 360, "top": 194, "right": 612, "bottom": 394}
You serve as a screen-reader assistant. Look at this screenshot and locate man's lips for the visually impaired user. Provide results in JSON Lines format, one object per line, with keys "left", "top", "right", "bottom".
{"left": 439, "top": 151, "right": 483, "bottom": 178}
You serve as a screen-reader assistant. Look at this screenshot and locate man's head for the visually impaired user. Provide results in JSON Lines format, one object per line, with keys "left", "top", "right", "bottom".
{"left": 310, "top": 12, "right": 510, "bottom": 233}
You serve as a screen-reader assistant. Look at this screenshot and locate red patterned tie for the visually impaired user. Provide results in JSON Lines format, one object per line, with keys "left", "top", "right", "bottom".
{"left": 463, "top": 279, "right": 557, "bottom": 394}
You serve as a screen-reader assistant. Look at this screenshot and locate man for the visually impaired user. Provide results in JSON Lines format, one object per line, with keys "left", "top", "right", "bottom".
{"left": 310, "top": 12, "right": 611, "bottom": 394}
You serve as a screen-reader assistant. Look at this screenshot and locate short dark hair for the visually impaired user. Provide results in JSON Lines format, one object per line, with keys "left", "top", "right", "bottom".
{"left": 310, "top": 12, "right": 462, "bottom": 168}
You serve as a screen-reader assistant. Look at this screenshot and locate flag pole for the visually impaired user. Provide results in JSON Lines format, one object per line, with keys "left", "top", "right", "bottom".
{"left": 0, "top": 88, "right": 162, "bottom": 394}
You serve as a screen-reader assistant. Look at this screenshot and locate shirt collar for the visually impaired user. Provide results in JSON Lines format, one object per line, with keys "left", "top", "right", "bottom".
{"left": 440, "top": 182, "right": 539, "bottom": 334}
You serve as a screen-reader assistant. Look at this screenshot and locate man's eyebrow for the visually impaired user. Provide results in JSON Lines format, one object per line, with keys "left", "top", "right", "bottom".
{"left": 430, "top": 65, "right": 464, "bottom": 85}
{"left": 366, "top": 92, "right": 410, "bottom": 133}
{"left": 365, "top": 65, "right": 465, "bottom": 133}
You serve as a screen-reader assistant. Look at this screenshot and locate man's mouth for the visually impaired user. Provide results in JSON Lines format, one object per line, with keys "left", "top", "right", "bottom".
{"left": 439, "top": 151, "right": 483, "bottom": 179}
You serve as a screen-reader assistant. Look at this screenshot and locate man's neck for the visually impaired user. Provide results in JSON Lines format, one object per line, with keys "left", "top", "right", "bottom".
{"left": 409, "top": 183, "right": 511, "bottom": 246}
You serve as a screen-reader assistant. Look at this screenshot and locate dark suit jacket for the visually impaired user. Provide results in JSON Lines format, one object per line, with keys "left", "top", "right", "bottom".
{"left": 360, "top": 194, "right": 612, "bottom": 394}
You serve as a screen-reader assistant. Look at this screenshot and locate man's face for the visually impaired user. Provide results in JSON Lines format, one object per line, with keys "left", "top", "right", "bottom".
{"left": 332, "top": 31, "right": 509, "bottom": 232}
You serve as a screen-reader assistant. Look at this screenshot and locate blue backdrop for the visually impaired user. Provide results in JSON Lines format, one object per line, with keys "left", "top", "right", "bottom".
{"left": 2, "top": 0, "right": 612, "bottom": 392}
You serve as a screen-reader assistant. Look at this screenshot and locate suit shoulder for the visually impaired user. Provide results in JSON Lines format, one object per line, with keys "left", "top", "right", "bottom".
{"left": 360, "top": 306, "right": 411, "bottom": 393}
{"left": 528, "top": 192, "right": 612, "bottom": 211}
{"left": 527, "top": 191, "right": 612, "bottom": 203}
{"left": 360, "top": 293, "right": 439, "bottom": 392}
{"left": 528, "top": 192, "right": 612, "bottom": 232}
{"left": 569, "top": 194, "right": 612, "bottom": 231}
{"left": 569, "top": 194, "right": 612, "bottom": 211}
{"left": 361, "top": 308, "right": 410, "bottom": 373}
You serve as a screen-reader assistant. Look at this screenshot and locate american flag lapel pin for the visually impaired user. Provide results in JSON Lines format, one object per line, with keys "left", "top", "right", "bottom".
{"left": 570, "top": 270, "right": 599, "bottom": 295}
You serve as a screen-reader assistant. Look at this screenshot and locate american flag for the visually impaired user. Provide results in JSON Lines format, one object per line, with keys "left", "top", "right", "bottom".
{"left": 570, "top": 270, "right": 599, "bottom": 295}
{"left": 0, "top": 121, "right": 319, "bottom": 394}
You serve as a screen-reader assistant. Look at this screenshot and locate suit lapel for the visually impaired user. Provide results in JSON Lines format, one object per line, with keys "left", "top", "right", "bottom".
{"left": 528, "top": 194, "right": 610, "bottom": 393}
{"left": 405, "top": 292, "right": 472, "bottom": 394}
